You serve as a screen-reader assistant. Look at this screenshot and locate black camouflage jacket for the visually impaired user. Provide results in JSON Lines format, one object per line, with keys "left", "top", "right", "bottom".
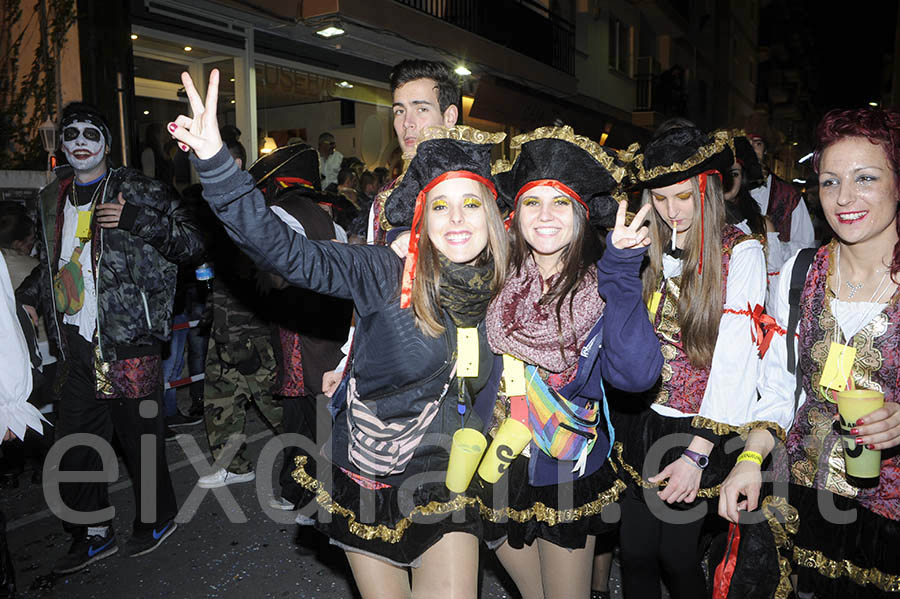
{"left": 16, "top": 165, "right": 204, "bottom": 362}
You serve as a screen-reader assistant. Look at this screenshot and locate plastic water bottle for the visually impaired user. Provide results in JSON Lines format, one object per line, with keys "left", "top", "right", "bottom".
{"left": 195, "top": 262, "right": 214, "bottom": 292}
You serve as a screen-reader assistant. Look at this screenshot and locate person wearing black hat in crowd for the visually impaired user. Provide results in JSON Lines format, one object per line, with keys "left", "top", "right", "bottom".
{"left": 246, "top": 142, "right": 353, "bottom": 511}
{"left": 170, "top": 68, "right": 509, "bottom": 599}
{"left": 613, "top": 122, "right": 771, "bottom": 599}
{"left": 479, "top": 127, "right": 663, "bottom": 599}
{"left": 16, "top": 102, "right": 203, "bottom": 573}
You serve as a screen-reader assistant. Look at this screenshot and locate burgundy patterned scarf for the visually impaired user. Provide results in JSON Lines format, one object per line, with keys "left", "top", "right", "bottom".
{"left": 486, "top": 256, "right": 604, "bottom": 382}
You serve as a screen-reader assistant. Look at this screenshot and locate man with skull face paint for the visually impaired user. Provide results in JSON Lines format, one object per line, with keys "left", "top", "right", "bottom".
{"left": 16, "top": 102, "right": 203, "bottom": 574}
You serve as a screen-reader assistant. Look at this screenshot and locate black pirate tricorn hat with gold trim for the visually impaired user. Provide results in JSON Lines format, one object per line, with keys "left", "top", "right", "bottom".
{"left": 383, "top": 126, "right": 505, "bottom": 227}
{"left": 495, "top": 126, "right": 627, "bottom": 229}
{"left": 624, "top": 126, "right": 734, "bottom": 190}
{"left": 382, "top": 125, "right": 506, "bottom": 308}
{"left": 623, "top": 124, "right": 734, "bottom": 275}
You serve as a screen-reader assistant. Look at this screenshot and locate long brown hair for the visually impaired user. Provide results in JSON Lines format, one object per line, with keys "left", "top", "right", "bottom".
{"left": 641, "top": 175, "right": 726, "bottom": 367}
{"left": 508, "top": 198, "right": 600, "bottom": 331}
{"left": 410, "top": 181, "right": 508, "bottom": 337}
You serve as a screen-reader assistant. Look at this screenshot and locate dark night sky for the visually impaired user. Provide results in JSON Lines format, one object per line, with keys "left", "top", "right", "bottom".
{"left": 807, "top": 1, "right": 897, "bottom": 111}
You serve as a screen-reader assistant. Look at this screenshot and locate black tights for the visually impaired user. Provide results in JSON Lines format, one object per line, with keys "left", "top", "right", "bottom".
{"left": 619, "top": 494, "right": 707, "bottom": 599}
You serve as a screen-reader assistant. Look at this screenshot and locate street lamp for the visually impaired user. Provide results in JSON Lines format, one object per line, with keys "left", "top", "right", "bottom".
{"left": 38, "top": 117, "right": 58, "bottom": 171}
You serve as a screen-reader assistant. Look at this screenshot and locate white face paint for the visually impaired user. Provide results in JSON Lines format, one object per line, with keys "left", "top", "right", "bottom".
{"left": 61, "top": 120, "right": 107, "bottom": 173}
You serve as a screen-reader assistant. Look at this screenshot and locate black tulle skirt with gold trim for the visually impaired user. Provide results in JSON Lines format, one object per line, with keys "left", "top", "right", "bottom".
{"left": 291, "top": 455, "right": 484, "bottom": 567}
{"left": 475, "top": 452, "right": 625, "bottom": 550}
{"left": 786, "top": 483, "right": 900, "bottom": 599}
{"left": 613, "top": 408, "right": 734, "bottom": 505}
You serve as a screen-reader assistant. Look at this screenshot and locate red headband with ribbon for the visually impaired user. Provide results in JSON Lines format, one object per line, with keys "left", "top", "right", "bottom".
{"left": 400, "top": 170, "right": 497, "bottom": 309}
{"left": 676, "top": 169, "right": 721, "bottom": 275}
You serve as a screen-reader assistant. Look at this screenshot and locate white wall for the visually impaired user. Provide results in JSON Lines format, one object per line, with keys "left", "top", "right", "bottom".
{"left": 256, "top": 100, "right": 399, "bottom": 170}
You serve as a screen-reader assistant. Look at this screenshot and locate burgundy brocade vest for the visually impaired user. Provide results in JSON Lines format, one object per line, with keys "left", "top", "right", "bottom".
{"left": 766, "top": 175, "right": 802, "bottom": 242}
{"left": 786, "top": 242, "right": 900, "bottom": 520}
{"left": 650, "top": 225, "right": 747, "bottom": 414}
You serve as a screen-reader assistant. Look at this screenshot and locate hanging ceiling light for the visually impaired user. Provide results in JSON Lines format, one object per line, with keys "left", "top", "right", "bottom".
{"left": 260, "top": 137, "right": 277, "bottom": 154}
{"left": 316, "top": 25, "right": 345, "bottom": 38}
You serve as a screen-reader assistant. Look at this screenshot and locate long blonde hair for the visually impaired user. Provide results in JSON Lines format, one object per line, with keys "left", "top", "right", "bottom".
{"left": 641, "top": 174, "right": 726, "bottom": 367}
{"left": 410, "top": 181, "right": 508, "bottom": 337}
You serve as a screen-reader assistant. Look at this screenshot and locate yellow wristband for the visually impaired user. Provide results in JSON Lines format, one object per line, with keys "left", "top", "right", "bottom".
{"left": 737, "top": 451, "right": 763, "bottom": 466}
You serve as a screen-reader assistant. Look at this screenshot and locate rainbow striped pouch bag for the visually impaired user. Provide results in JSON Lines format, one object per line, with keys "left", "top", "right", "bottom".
{"left": 524, "top": 365, "right": 599, "bottom": 462}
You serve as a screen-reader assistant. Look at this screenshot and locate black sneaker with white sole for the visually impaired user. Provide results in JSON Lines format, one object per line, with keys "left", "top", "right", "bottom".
{"left": 165, "top": 411, "right": 202, "bottom": 428}
{"left": 52, "top": 529, "right": 118, "bottom": 575}
{"left": 124, "top": 520, "right": 178, "bottom": 557}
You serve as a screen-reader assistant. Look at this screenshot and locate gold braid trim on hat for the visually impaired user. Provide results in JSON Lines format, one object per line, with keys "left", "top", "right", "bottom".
{"left": 633, "top": 128, "right": 733, "bottom": 183}
{"left": 419, "top": 124, "right": 506, "bottom": 147}
{"left": 762, "top": 495, "right": 800, "bottom": 599}
{"left": 792, "top": 547, "right": 900, "bottom": 592}
{"left": 690, "top": 416, "right": 787, "bottom": 442}
{"left": 491, "top": 158, "right": 513, "bottom": 175}
{"left": 617, "top": 142, "right": 641, "bottom": 164}
{"left": 612, "top": 442, "right": 721, "bottom": 498}
{"left": 511, "top": 126, "right": 628, "bottom": 184}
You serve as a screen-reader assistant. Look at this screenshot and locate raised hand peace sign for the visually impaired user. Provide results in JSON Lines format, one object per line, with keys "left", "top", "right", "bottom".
{"left": 168, "top": 69, "right": 223, "bottom": 160}
{"left": 609, "top": 200, "right": 651, "bottom": 250}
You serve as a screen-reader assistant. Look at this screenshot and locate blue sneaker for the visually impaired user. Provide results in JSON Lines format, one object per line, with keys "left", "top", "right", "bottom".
{"left": 124, "top": 520, "right": 178, "bottom": 557}
{"left": 52, "top": 529, "right": 118, "bottom": 574}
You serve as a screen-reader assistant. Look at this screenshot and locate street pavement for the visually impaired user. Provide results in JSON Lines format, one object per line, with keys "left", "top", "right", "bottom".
{"left": 1, "top": 401, "right": 634, "bottom": 599}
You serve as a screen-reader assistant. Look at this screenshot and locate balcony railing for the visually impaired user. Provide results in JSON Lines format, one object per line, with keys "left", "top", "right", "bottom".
{"left": 393, "top": 0, "right": 575, "bottom": 75}
{"left": 634, "top": 56, "right": 660, "bottom": 111}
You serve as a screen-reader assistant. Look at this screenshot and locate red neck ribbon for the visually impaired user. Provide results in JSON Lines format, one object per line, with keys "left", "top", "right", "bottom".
{"left": 677, "top": 169, "right": 721, "bottom": 275}
{"left": 400, "top": 170, "right": 497, "bottom": 309}
{"left": 514, "top": 179, "right": 588, "bottom": 217}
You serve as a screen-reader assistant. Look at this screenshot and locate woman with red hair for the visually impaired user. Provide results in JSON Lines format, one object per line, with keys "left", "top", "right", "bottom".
{"left": 718, "top": 107, "right": 900, "bottom": 598}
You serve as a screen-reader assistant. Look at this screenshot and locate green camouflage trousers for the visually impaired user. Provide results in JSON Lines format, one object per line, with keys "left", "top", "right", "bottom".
{"left": 204, "top": 335, "right": 282, "bottom": 474}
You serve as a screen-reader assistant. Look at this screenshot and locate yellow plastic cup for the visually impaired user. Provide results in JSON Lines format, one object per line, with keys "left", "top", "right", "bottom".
{"left": 445, "top": 428, "right": 487, "bottom": 493}
{"left": 836, "top": 389, "right": 884, "bottom": 485}
{"left": 478, "top": 418, "right": 532, "bottom": 484}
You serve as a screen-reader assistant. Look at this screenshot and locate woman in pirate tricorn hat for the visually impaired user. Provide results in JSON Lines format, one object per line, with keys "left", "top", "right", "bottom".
{"left": 170, "top": 68, "right": 512, "bottom": 598}
{"left": 479, "top": 126, "right": 662, "bottom": 599}
{"left": 614, "top": 121, "right": 770, "bottom": 599}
